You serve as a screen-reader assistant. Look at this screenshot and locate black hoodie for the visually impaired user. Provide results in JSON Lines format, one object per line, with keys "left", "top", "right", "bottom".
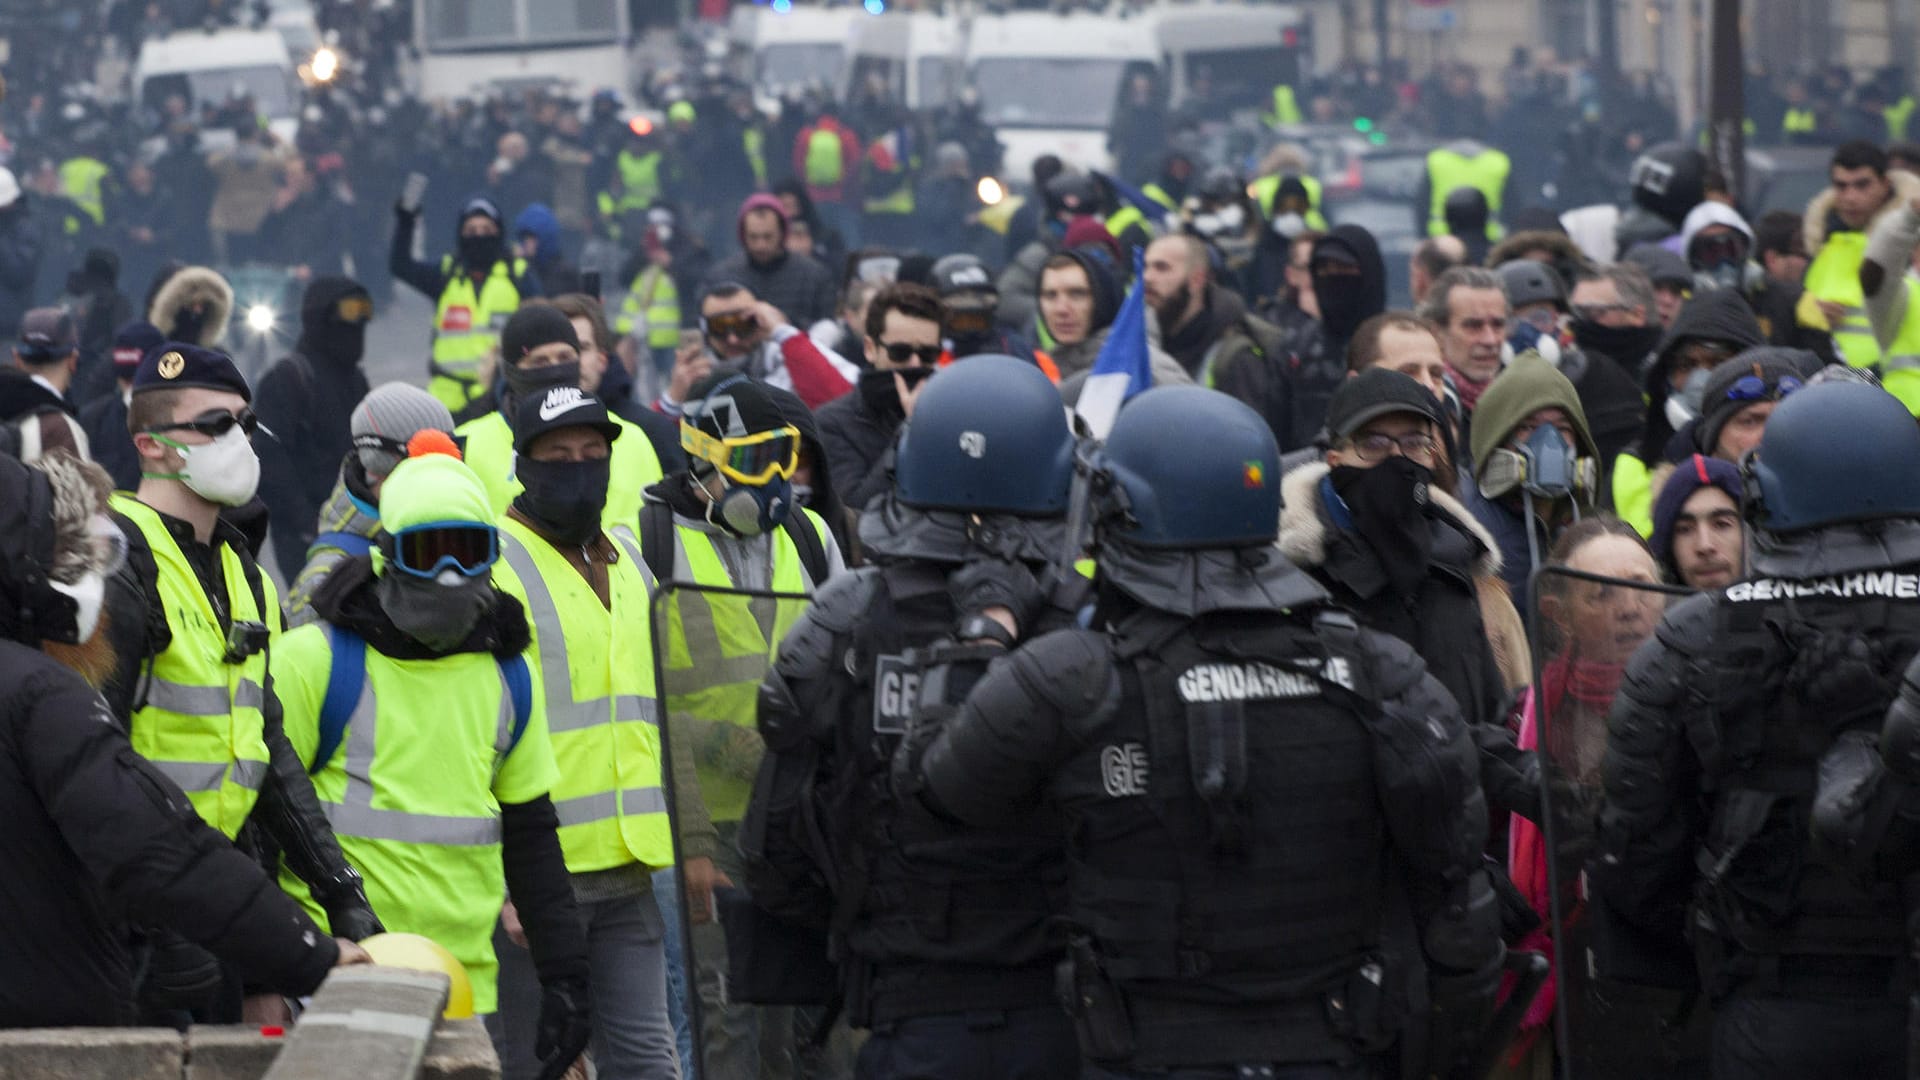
{"left": 1276, "top": 225, "right": 1387, "bottom": 448}
{"left": 255, "top": 277, "right": 374, "bottom": 579}
{"left": 1634, "top": 289, "right": 1765, "bottom": 463}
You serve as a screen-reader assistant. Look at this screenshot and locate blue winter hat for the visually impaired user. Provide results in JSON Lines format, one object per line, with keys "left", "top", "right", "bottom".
{"left": 1649, "top": 453, "right": 1742, "bottom": 574}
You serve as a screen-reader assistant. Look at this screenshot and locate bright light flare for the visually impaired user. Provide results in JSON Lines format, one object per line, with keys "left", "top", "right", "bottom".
{"left": 976, "top": 176, "right": 1004, "bottom": 205}
{"left": 311, "top": 47, "right": 340, "bottom": 83}
{"left": 247, "top": 305, "right": 276, "bottom": 334}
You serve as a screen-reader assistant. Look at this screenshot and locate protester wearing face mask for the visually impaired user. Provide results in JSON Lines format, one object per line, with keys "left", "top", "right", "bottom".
{"left": 286, "top": 383, "right": 455, "bottom": 627}
{"left": 1566, "top": 265, "right": 1661, "bottom": 481}
{"left": 254, "top": 277, "right": 376, "bottom": 581}
{"left": 0, "top": 449, "right": 373, "bottom": 1029}
{"left": 454, "top": 304, "right": 663, "bottom": 529}
{"left": 271, "top": 433, "right": 591, "bottom": 1050}
{"left": 486, "top": 387, "right": 679, "bottom": 1079}
{"left": 637, "top": 372, "right": 842, "bottom": 1080}
{"left": 1463, "top": 351, "right": 1603, "bottom": 614}
{"left": 1274, "top": 224, "right": 1389, "bottom": 448}
{"left": 814, "top": 282, "right": 943, "bottom": 518}
{"left": 1611, "top": 290, "right": 1765, "bottom": 536}
{"left": 391, "top": 194, "right": 542, "bottom": 411}
{"left": 105, "top": 343, "right": 382, "bottom": 1021}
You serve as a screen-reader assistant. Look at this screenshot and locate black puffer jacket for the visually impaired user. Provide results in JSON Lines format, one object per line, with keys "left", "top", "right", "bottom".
{"left": 0, "top": 642, "right": 337, "bottom": 1027}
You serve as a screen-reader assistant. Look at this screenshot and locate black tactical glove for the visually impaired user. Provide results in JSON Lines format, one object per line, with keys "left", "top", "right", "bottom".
{"left": 534, "top": 975, "right": 592, "bottom": 1078}
{"left": 948, "top": 556, "right": 1045, "bottom": 635}
{"left": 317, "top": 868, "right": 385, "bottom": 943}
{"left": 1785, "top": 625, "right": 1894, "bottom": 723}
{"left": 1426, "top": 951, "right": 1505, "bottom": 1080}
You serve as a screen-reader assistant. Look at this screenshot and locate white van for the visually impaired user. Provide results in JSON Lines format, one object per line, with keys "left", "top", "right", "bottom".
{"left": 847, "top": 11, "right": 965, "bottom": 111}
{"left": 1152, "top": 3, "right": 1313, "bottom": 119}
{"left": 730, "top": 4, "right": 864, "bottom": 104}
{"left": 135, "top": 29, "right": 303, "bottom": 149}
{"left": 964, "top": 10, "right": 1160, "bottom": 181}
{"left": 413, "top": 0, "right": 632, "bottom": 102}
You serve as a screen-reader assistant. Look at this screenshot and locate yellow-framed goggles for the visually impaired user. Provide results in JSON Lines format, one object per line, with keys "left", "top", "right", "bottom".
{"left": 681, "top": 423, "right": 802, "bottom": 485}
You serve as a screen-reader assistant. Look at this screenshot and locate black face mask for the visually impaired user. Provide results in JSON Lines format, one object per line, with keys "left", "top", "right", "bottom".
{"left": 1330, "top": 457, "right": 1435, "bottom": 595}
{"left": 309, "top": 317, "right": 367, "bottom": 366}
{"left": 1570, "top": 319, "right": 1663, "bottom": 365}
{"left": 856, "top": 366, "right": 933, "bottom": 420}
{"left": 513, "top": 456, "right": 610, "bottom": 545}
{"left": 503, "top": 361, "right": 581, "bottom": 414}
{"left": 459, "top": 232, "right": 504, "bottom": 270}
{"left": 376, "top": 571, "right": 494, "bottom": 653}
{"left": 1313, "top": 268, "right": 1372, "bottom": 338}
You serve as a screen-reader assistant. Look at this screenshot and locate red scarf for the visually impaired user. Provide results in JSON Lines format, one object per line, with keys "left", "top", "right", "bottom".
{"left": 1449, "top": 363, "right": 1493, "bottom": 413}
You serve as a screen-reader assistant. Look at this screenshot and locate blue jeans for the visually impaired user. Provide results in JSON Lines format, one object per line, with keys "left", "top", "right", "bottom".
{"left": 655, "top": 866, "right": 697, "bottom": 1078}
{"left": 490, "top": 888, "right": 680, "bottom": 1079}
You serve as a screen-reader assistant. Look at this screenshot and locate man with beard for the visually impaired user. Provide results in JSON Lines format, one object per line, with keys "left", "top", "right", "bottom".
{"left": 1648, "top": 454, "right": 1745, "bottom": 590}
{"left": 254, "top": 278, "right": 377, "bottom": 581}
{"left": 1275, "top": 225, "right": 1387, "bottom": 450}
{"left": 391, "top": 195, "right": 541, "bottom": 411}
{"left": 1141, "top": 234, "right": 1294, "bottom": 446}
{"left": 813, "top": 283, "right": 943, "bottom": 519}
{"left": 0, "top": 450, "right": 371, "bottom": 1028}
{"left": 704, "top": 194, "right": 836, "bottom": 329}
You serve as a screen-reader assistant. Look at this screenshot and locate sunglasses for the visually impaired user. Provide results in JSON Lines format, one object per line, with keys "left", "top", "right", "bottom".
{"left": 1726, "top": 374, "right": 1803, "bottom": 402}
{"left": 390, "top": 521, "right": 498, "bottom": 579}
{"left": 878, "top": 340, "right": 942, "bottom": 366}
{"left": 336, "top": 295, "right": 375, "bottom": 323}
{"left": 149, "top": 406, "right": 260, "bottom": 439}
{"left": 681, "top": 423, "right": 802, "bottom": 485}
{"left": 702, "top": 312, "right": 758, "bottom": 342}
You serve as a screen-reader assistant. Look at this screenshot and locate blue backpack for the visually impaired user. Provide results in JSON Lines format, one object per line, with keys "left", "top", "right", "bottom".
{"left": 307, "top": 626, "right": 534, "bottom": 774}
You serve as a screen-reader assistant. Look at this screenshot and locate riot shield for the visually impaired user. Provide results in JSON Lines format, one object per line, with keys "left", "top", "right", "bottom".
{"left": 650, "top": 578, "right": 851, "bottom": 1080}
{"left": 1524, "top": 564, "right": 1707, "bottom": 1080}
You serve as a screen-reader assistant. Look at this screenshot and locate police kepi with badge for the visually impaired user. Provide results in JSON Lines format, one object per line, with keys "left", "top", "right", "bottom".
{"left": 895, "top": 385, "right": 1505, "bottom": 1080}
{"left": 748, "top": 355, "right": 1087, "bottom": 1078}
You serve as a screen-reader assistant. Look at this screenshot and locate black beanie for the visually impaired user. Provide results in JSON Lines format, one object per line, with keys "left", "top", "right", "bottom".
{"left": 499, "top": 305, "right": 580, "bottom": 367}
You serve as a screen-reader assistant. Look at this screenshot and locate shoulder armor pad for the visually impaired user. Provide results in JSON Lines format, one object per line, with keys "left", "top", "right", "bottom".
{"left": 798, "top": 569, "right": 878, "bottom": 637}
{"left": 1011, "top": 628, "right": 1119, "bottom": 717}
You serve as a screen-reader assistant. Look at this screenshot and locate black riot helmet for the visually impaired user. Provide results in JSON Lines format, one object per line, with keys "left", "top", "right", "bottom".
{"left": 1100, "top": 386, "right": 1281, "bottom": 550}
{"left": 894, "top": 355, "right": 1074, "bottom": 516}
{"left": 1628, "top": 142, "right": 1708, "bottom": 227}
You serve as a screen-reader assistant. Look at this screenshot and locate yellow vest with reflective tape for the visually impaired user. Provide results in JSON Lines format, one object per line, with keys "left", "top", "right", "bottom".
{"left": 113, "top": 494, "right": 273, "bottom": 839}
{"left": 273, "top": 621, "right": 555, "bottom": 1015}
{"left": 59, "top": 156, "right": 109, "bottom": 225}
{"left": 659, "top": 510, "right": 828, "bottom": 824}
{"left": 615, "top": 149, "right": 663, "bottom": 216}
{"left": 615, "top": 266, "right": 681, "bottom": 351}
{"left": 1889, "top": 97, "right": 1917, "bottom": 143}
{"left": 1879, "top": 277, "right": 1920, "bottom": 415}
{"left": 454, "top": 410, "right": 662, "bottom": 533}
{"left": 1267, "top": 84, "right": 1303, "bottom": 127}
{"left": 1426, "top": 147, "right": 1510, "bottom": 238}
{"left": 744, "top": 127, "right": 768, "bottom": 189}
{"left": 493, "top": 519, "right": 673, "bottom": 874}
{"left": 431, "top": 257, "right": 526, "bottom": 411}
{"left": 805, "top": 128, "right": 845, "bottom": 188}
{"left": 1804, "top": 231, "right": 1880, "bottom": 369}
{"left": 1106, "top": 205, "right": 1148, "bottom": 243}
{"left": 1783, "top": 108, "right": 1818, "bottom": 135}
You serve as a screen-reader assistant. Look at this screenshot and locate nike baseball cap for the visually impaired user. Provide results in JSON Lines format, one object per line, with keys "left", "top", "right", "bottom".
{"left": 512, "top": 385, "right": 622, "bottom": 455}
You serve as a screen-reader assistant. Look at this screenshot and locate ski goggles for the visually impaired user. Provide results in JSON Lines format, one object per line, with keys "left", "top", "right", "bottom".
{"left": 389, "top": 521, "right": 498, "bottom": 579}
{"left": 681, "top": 423, "right": 802, "bottom": 485}
{"left": 1725, "top": 373, "right": 1803, "bottom": 402}
{"left": 148, "top": 406, "right": 261, "bottom": 439}
{"left": 1690, "top": 231, "right": 1749, "bottom": 268}
{"left": 701, "top": 311, "right": 759, "bottom": 343}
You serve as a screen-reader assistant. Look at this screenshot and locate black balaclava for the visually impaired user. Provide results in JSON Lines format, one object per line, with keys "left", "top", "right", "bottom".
{"left": 1311, "top": 225, "right": 1387, "bottom": 340}
{"left": 298, "top": 276, "right": 372, "bottom": 368}
{"left": 498, "top": 305, "right": 582, "bottom": 419}
{"left": 456, "top": 196, "right": 506, "bottom": 271}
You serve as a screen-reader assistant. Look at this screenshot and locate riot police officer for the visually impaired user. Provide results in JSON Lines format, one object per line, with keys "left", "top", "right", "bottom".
{"left": 1597, "top": 380, "right": 1920, "bottom": 1079}
{"left": 896, "top": 386, "right": 1505, "bottom": 1079}
{"left": 750, "top": 354, "right": 1085, "bottom": 1077}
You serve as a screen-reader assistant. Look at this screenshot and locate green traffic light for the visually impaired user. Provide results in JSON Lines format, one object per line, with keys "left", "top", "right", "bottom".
{"left": 1353, "top": 117, "right": 1374, "bottom": 133}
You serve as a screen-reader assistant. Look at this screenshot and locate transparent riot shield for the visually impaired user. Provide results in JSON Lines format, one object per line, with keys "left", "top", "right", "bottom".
{"left": 1525, "top": 565, "right": 1706, "bottom": 1080}
{"left": 649, "top": 579, "right": 850, "bottom": 1080}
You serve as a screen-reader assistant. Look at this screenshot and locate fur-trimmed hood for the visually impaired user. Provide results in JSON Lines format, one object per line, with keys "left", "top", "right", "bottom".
{"left": 1277, "top": 461, "right": 1502, "bottom": 578}
{"left": 146, "top": 265, "right": 232, "bottom": 348}
{"left": 1805, "top": 169, "right": 1920, "bottom": 255}
{"left": 1485, "top": 229, "right": 1591, "bottom": 273}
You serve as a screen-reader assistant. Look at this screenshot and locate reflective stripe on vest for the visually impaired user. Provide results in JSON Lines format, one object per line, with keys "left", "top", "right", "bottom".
{"left": 1805, "top": 231, "right": 1880, "bottom": 368}
{"left": 660, "top": 511, "right": 826, "bottom": 823}
{"left": 615, "top": 150, "right": 663, "bottom": 215}
{"left": 1249, "top": 173, "right": 1329, "bottom": 231}
{"left": 615, "top": 266, "right": 681, "bottom": 350}
{"left": 1784, "top": 108, "right": 1818, "bottom": 135}
{"left": 113, "top": 494, "right": 274, "bottom": 839}
{"left": 1425, "top": 147, "right": 1510, "bottom": 238}
{"left": 454, "top": 410, "right": 661, "bottom": 531}
{"left": 1890, "top": 98, "right": 1917, "bottom": 143}
{"left": 805, "top": 128, "right": 845, "bottom": 187}
{"left": 1106, "top": 205, "right": 1147, "bottom": 241}
{"left": 1268, "top": 84, "right": 1303, "bottom": 127}
{"left": 495, "top": 522, "right": 672, "bottom": 871}
{"left": 431, "top": 258, "right": 525, "bottom": 408}
{"left": 1879, "top": 277, "right": 1920, "bottom": 415}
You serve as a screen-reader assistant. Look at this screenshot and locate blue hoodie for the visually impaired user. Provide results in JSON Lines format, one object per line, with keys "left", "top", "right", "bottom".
{"left": 511, "top": 203, "right": 562, "bottom": 263}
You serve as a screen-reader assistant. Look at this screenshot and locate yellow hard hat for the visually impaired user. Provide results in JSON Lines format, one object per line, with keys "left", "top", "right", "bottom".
{"left": 358, "top": 933, "right": 475, "bottom": 1019}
